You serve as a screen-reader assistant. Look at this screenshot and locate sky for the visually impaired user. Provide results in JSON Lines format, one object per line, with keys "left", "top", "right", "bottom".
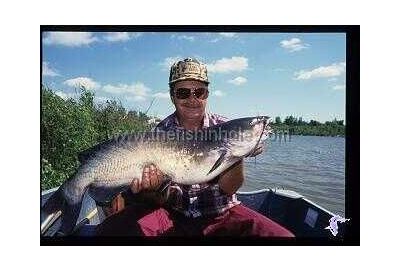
{"left": 42, "top": 32, "right": 346, "bottom": 122}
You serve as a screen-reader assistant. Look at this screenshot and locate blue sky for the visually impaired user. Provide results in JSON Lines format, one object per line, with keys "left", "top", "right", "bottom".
{"left": 42, "top": 32, "right": 346, "bottom": 122}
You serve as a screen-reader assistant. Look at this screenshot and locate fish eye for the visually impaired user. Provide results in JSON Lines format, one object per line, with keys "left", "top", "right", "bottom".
{"left": 249, "top": 118, "right": 258, "bottom": 126}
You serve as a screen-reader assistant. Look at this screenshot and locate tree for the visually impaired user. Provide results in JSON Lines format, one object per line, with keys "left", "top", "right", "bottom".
{"left": 41, "top": 85, "right": 152, "bottom": 190}
{"left": 309, "top": 120, "right": 321, "bottom": 126}
{"left": 284, "top": 115, "right": 296, "bottom": 125}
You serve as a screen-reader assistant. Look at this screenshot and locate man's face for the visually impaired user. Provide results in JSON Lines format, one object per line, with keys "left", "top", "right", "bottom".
{"left": 171, "top": 80, "right": 208, "bottom": 122}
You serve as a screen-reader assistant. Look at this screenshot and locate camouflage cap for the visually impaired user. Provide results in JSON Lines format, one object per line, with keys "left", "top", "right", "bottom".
{"left": 169, "top": 58, "right": 209, "bottom": 85}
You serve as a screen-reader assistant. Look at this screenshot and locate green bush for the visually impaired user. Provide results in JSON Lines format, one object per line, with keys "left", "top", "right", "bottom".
{"left": 41, "top": 85, "right": 152, "bottom": 190}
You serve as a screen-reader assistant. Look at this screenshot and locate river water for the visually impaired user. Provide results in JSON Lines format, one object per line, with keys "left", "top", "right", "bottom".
{"left": 240, "top": 135, "right": 345, "bottom": 216}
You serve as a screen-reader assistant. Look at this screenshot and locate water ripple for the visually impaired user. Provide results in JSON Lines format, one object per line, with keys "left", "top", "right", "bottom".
{"left": 240, "top": 135, "right": 345, "bottom": 216}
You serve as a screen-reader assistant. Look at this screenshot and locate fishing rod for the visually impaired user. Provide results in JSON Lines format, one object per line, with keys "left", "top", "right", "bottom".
{"left": 145, "top": 97, "right": 156, "bottom": 115}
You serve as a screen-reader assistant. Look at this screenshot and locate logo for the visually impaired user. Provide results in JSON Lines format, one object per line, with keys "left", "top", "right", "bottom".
{"left": 325, "top": 215, "right": 350, "bottom": 236}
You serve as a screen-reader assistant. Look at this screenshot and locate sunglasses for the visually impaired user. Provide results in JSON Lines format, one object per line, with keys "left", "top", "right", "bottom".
{"left": 174, "top": 87, "right": 209, "bottom": 100}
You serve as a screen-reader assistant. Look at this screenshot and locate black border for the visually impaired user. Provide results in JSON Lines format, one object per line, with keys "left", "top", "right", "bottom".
{"left": 40, "top": 25, "right": 360, "bottom": 246}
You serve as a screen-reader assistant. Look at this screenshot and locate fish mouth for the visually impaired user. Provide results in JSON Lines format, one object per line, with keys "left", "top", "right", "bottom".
{"left": 248, "top": 116, "right": 270, "bottom": 156}
{"left": 222, "top": 116, "right": 270, "bottom": 158}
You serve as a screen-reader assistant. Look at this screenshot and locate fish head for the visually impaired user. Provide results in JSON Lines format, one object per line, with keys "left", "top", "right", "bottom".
{"left": 197, "top": 116, "right": 272, "bottom": 181}
{"left": 222, "top": 116, "right": 272, "bottom": 158}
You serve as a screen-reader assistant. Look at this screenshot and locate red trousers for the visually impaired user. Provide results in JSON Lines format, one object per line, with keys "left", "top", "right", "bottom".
{"left": 96, "top": 204, "right": 294, "bottom": 237}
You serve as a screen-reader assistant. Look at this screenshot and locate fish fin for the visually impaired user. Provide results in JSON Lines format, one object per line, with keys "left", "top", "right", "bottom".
{"left": 88, "top": 184, "right": 129, "bottom": 206}
{"left": 78, "top": 148, "right": 93, "bottom": 163}
{"left": 78, "top": 138, "right": 115, "bottom": 163}
{"left": 207, "top": 151, "right": 227, "bottom": 175}
{"left": 78, "top": 143, "right": 104, "bottom": 163}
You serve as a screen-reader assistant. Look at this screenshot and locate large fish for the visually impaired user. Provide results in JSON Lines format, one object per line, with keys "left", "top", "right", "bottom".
{"left": 41, "top": 116, "right": 271, "bottom": 235}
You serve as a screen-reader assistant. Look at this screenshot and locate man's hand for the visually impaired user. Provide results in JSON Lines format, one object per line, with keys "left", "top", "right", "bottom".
{"left": 103, "top": 164, "right": 165, "bottom": 217}
{"left": 130, "top": 164, "right": 164, "bottom": 193}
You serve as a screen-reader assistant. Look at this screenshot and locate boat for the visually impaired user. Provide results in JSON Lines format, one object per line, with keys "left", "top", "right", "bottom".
{"left": 41, "top": 186, "right": 345, "bottom": 237}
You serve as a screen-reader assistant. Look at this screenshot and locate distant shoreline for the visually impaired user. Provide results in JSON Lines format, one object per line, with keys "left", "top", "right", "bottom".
{"left": 271, "top": 128, "right": 345, "bottom": 137}
{"left": 275, "top": 134, "right": 345, "bottom": 138}
{"left": 271, "top": 118, "right": 345, "bottom": 137}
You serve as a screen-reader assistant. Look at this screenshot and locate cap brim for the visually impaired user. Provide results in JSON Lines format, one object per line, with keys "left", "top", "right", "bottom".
{"left": 169, "top": 77, "right": 210, "bottom": 85}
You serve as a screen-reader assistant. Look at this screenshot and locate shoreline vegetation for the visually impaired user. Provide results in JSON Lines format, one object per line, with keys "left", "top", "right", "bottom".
{"left": 41, "top": 86, "right": 153, "bottom": 190}
{"left": 41, "top": 86, "right": 345, "bottom": 190}
{"left": 271, "top": 116, "right": 345, "bottom": 138}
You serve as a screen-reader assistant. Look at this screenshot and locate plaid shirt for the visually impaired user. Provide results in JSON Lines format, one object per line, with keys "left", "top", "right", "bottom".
{"left": 155, "top": 112, "right": 240, "bottom": 218}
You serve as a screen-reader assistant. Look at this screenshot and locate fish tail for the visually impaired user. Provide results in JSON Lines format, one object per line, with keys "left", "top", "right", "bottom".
{"left": 41, "top": 188, "right": 65, "bottom": 234}
{"left": 41, "top": 187, "right": 84, "bottom": 236}
{"left": 58, "top": 200, "right": 83, "bottom": 236}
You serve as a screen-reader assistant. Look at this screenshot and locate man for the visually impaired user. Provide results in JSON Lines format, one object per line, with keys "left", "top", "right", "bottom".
{"left": 96, "top": 58, "right": 294, "bottom": 237}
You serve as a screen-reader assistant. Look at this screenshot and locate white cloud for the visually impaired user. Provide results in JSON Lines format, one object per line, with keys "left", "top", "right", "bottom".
{"left": 207, "top": 57, "right": 248, "bottom": 73}
{"left": 43, "top": 32, "right": 98, "bottom": 47}
{"left": 62, "top": 78, "right": 163, "bottom": 103}
{"left": 209, "top": 33, "right": 237, "bottom": 43}
{"left": 160, "top": 56, "right": 182, "bottom": 70}
{"left": 152, "top": 92, "right": 170, "bottom": 99}
{"left": 212, "top": 90, "right": 226, "bottom": 97}
{"left": 294, "top": 62, "right": 346, "bottom": 80}
{"left": 219, "top": 33, "right": 237, "bottom": 38}
{"left": 55, "top": 91, "right": 77, "bottom": 100}
{"left": 177, "top": 35, "right": 195, "bottom": 41}
{"left": 61, "top": 77, "right": 159, "bottom": 103}
{"left": 328, "top": 77, "right": 338, "bottom": 82}
{"left": 128, "top": 95, "right": 146, "bottom": 102}
{"left": 63, "top": 77, "right": 100, "bottom": 90}
{"left": 333, "top": 84, "right": 345, "bottom": 90}
{"left": 280, "top": 38, "right": 309, "bottom": 52}
{"left": 102, "top": 82, "right": 150, "bottom": 97}
{"left": 103, "top": 32, "right": 142, "bottom": 42}
{"left": 94, "top": 96, "right": 111, "bottom": 103}
{"left": 101, "top": 82, "right": 151, "bottom": 102}
{"left": 43, "top": 62, "right": 60, "bottom": 77}
{"left": 228, "top": 76, "right": 247, "bottom": 85}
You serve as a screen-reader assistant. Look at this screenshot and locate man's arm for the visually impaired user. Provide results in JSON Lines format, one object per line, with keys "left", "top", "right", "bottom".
{"left": 217, "top": 144, "right": 265, "bottom": 195}
{"left": 218, "top": 160, "right": 244, "bottom": 195}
